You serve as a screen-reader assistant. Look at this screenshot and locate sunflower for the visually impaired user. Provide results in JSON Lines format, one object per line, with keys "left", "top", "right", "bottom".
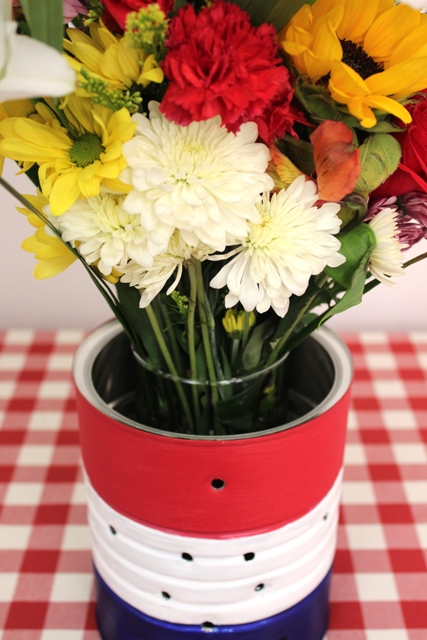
{"left": 280, "top": 0, "right": 427, "bottom": 128}
{"left": 0, "top": 94, "right": 136, "bottom": 215}
{"left": 18, "top": 193, "right": 77, "bottom": 279}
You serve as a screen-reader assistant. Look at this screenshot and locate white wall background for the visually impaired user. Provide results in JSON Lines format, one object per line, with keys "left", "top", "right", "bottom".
{"left": 0, "top": 160, "right": 426, "bottom": 331}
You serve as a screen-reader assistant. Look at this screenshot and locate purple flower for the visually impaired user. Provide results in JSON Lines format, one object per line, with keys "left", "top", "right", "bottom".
{"left": 368, "top": 192, "right": 427, "bottom": 249}
{"left": 63, "top": 0, "right": 87, "bottom": 21}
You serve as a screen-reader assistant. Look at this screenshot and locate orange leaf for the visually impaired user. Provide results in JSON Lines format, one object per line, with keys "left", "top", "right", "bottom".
{"left": 310, "top": 120, "right": 361, "bottom": 201}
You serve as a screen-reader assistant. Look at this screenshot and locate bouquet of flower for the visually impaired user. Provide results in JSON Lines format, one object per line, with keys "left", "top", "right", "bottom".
{"left": 1, "top": 0, "right": 427, "bottom": 435}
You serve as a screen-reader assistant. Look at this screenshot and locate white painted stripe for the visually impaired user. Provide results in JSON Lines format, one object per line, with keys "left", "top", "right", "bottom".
{"left": 84, "top": 468, "right": 342, "bottom": 625}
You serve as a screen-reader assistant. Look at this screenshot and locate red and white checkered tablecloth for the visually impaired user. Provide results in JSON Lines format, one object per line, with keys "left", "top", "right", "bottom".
{"left": 0, "top": 328, "right": 426, "bottom": 640}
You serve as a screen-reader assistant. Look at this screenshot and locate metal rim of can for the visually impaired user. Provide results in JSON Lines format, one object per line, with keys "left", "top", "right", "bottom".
{"left": 73, "top": 319, "right": 353, "bottom": 442}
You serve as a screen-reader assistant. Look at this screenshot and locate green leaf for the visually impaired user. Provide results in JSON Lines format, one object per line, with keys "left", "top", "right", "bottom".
{"left": 326, "top": 223, "right": 376, "bottom": 289}
{"left": 322, "top": 224, "right": 376, "bottom": 322}
{"left": 355, "top": 134, "right": 401, "bottom": 194}
{"left": 242, "top": 319, "right": 275, "bottom": 371}
{"left": 278, "top": 136, "right": 315, "bottom": 176}
{"left": 115, "top": 282, "right": 163, "bottom": 368}
{"left": 338, "top": 192, "right": 368, "bottom": 231}
{"left": 20, "top": 0, "right": 64, "bottom": 53}
{"left": 228, "top": 0, "right": 314, "bottom": 29}
{"left": 321, "top": 258, "right": 369, "bottom": 323}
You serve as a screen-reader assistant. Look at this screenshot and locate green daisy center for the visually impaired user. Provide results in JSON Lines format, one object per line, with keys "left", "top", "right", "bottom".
{"left": 340, "top": 39, "right": 383, "bottom": 80}
{"left": 69, "top": 133, "right": 105, "bottom": 168}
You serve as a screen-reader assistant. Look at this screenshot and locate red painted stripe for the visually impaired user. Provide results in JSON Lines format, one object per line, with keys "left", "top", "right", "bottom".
{"left": 75, "top": 385, "right": 351, "bottom": 538}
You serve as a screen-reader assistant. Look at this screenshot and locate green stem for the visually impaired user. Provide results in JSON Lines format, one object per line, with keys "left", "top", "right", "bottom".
{"left": 242, "top": 311, "right": 251, "bottom": 351}
{"left": 187, "top": 263, "right": 201, "bottom": 429}
{"left": 145, "top": 304, "right": 195, "bottom": 432}
{"left": 157, "top": 296, "right": 183, "bottom": 378}
{"left": 231, "top": 338, "right": 240, "bottom": 369}
{"left": 364, "top": 251, "right": 427, "bottom": 295}
{"left": 0, "top": 176, "right": 140, "bottom": 344}
{"left": 194, "top": 260, "right": 219, "bottom": 403}
{"left": 266, "top": 273, "right": 329, "bottom": 367}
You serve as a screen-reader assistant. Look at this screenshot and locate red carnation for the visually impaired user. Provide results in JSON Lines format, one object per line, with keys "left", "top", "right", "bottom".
{"left": 160, "top": 0, "right": 293, "bottom": 133}
{"left": 373, "top": 94, "right": 427, "bottom": 198}
{"left": 102, "top": 0, "right": 173, "bottom": 30}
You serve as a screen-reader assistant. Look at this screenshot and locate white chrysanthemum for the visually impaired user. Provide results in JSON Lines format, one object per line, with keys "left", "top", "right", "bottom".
{"left": 120, "top": 232, "right": 212, "bottom": 308}
{"left": 367, "top": 209, "right": 406, "bottom": 286}
{"left": 121, "top": 101, "right": 273, "bottom": 255}
{"left": 49, "top": 193, "right": 154, "bottom": 276}
{"left": 210, "top": 177, "right": 345, "bottom": 317}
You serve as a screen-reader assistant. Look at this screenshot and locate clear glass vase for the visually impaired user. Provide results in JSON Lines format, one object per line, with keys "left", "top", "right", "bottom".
{"left": 131, "top": 349, "right": 292, "bottom": 436}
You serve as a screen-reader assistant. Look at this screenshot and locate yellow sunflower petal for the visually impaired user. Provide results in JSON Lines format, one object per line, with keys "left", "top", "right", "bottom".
{"left": 364, "top": 4, "right": 421, "bottom": 62}
{"left": 389, "top": 24, "right": 427, "bottom": 67}
{"left": 336, "top": 0, "right": 380, "bottom": 44}
{"left": 364, "top": 95, "right": 412, "bottom": 125}
{"left": 367, "top": 58, "right": 427, "bottom": 99}
{"left": 329, "top": 60, "right": 370, "bottom": 99}
{"left": 347, "top": 98, "right": 377, "bottom": 128}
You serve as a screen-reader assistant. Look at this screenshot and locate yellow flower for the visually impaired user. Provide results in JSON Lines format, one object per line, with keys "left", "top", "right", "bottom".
{"left": 281, "top": 0, "right": 427, "bottom": 128}
{"left": 63, "top": 20, "right": 163, "bottom": 96}
{"left": 223, "top": 309, "right": 256, "bottom": 339}
{"left": 0, "top": 94, "right": 136, "bottom": 215}
{"left": 18, "top": 193, "right": 77, "bottom": 279}
{"left": 0, "top": 99, "right": 35, "bottom": 174}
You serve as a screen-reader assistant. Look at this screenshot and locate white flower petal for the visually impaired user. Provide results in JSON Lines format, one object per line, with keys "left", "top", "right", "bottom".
{"left": 210, "top": 176, "right": 345, "bottom": 317}
{"left": 0, "top": 22, "right": 75, "bottom": 102}
{"left": 121, "top": 102, "right": 272, "bottom": 252}
{"left": 367, "top": 209, "right": 406, "bottom": 286}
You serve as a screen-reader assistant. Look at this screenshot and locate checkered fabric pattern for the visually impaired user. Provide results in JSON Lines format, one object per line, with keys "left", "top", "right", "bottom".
{"left": 0, "top": 329, "right": 426, "bottom": 640}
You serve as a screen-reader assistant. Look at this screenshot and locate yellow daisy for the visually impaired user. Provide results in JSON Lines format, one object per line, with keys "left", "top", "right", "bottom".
{"left": 18, "top": 193, "right": 77, "bottom": 279}
{"left": 63, "top": 20, "right": 164, "bottom": 96}
{"left": 281, "top": 0, "right": 427, "bottom": 128}
{"left": 0, "top": 94, "right": 136, "bottom": 215}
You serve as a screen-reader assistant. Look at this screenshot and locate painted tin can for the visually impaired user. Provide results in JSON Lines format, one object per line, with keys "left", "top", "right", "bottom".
{"left": 73, "top": 319, "right": 353, "bottom": 640}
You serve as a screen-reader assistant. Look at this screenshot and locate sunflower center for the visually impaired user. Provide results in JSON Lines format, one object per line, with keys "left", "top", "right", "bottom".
{"left": 340, "top": 39, "right": 383, "bottom": 80}
{"left": 69, "top": 133, "right": 105, "bottom": 168}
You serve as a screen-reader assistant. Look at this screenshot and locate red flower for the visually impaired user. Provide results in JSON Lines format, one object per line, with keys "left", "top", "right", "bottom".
{"left": 374, "top": 96, "right": 427, "bottom": 198}
{"left": 102, "top": 0, "right": 173, "bottom": 30}
{"left": 160, "top": 0, "right": 292, "bottom": 133}
{"left": 253, "top": 83, "right": 304, "bottom": 146}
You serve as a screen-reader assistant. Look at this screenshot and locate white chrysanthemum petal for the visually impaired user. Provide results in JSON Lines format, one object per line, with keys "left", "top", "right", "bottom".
{"left": 121, "top": 102, "right": 273, "bottom": 254}
{"left": 367, "top": 209, "right": 406, "bottom": 286}
{"left": 210, "top": 176, "right": 345, "bottom": 317}
{"left": 120, "top": 232, "right": 214, "bottom": 308}
{"left": 48, "top": 193, "right": 152, "bottom": 275}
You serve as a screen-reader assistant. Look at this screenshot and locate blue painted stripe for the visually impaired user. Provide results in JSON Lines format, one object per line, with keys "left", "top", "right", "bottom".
{"left": 94, "top": 564, "right": 332, "bottom": 640}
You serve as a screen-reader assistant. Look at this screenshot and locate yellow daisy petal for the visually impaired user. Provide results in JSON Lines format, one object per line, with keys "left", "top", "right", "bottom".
{"left": 102, "top": 178, "right": 132, "bottom": 194}
{"left": 33, "top": 254, "right": 76, "bottom": 279}
{"left": 78, "top": 175, "right": 102, "bottom": 198}
{"left": 48, "top": 171, "right": 82, "bottom": 215}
